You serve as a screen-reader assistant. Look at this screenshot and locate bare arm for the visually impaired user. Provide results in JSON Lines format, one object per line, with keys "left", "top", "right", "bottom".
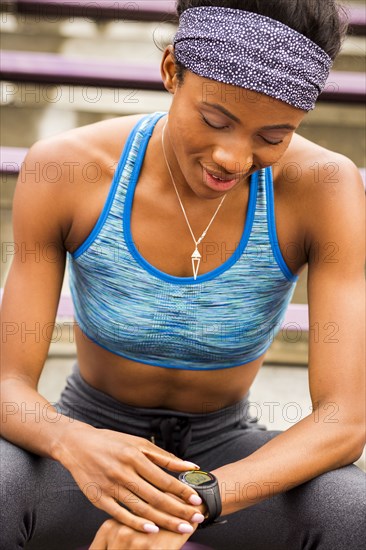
{"left": 0, "top": 133, "right": 204, "bottom": 535}
{"left": 211, "top": 154, "right": 365, "bottom": 515}
{"left": 1, "top": 139, "right": 73, "bottom": 456}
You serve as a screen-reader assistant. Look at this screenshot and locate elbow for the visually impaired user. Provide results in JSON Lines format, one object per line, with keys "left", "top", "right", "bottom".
{"left": 327, "top": 424, "right": 366, "bottom": 467}
{"left": 331, "top": 405, "right": 366, "bottom": 465}
{"left": 352, "top": 411, "right": 366, "bottom": 461}
{"left": 350, "top": 435, "right": 366, "bottom": 464}
{"left": 344, "top": 428, "right": 366, "bottom": 464}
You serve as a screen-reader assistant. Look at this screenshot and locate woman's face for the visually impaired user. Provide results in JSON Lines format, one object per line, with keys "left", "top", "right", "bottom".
{"left": 161, "top": 49, "right": 307, "bottom": 200}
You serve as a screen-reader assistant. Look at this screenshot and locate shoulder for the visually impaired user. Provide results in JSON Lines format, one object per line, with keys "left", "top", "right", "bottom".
{"left": 14, "top": 114, "right": 147, "bottom": 241}
{"left": 24, "top": 113, "right": 147, "bottom": 181}
{"left": 274, "top": 132, "right": 363, "bottom": 197}
{"left": 273, "top": 133, "right": 364, "bottom": 258}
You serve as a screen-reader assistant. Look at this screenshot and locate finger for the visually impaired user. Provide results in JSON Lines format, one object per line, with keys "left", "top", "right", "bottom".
{"left": 92, "top": 476, "right": 202, "bottom": 533}
{"left": 96, "top": 496, "right": 160, "bottom": 534}
{"left": 141, "top": 447, "right": 200, "bottom": 474}
{"left": 134, "top": 454, "right": 203, "bottom": 506}
{"left": 89, "top": 534, "right": 106, "bottom": 550}
{"left": 89, "top": 535, "right": 106, "bottom": 550}
{"left": 89, "top": 522, "right": 109, "bottom": 550}
{"left": 124, "top": 493, "right": 205, "bottom": 534}
{"left": 115, "top": 474, "right": 204, "bottom": 529}
{"left": 119, "top": 447, "right": 202, "bottom": 506}
{"left": 100, "top": 476, "right": 204, "bottom": 534}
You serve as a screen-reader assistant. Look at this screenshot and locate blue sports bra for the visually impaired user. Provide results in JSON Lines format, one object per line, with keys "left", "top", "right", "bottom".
{"left": 67, "top": 112, "right": 298, "bottom": 370}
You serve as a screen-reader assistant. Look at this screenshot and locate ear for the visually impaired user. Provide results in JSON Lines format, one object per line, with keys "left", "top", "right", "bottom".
{"left": 160, "top": 46, "right": 179, "bottom": 94}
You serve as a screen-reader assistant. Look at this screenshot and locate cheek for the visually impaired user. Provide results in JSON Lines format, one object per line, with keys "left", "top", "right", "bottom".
{"left": 256, "top": 138, "right": 293, "bottom": 167}
{"left": 259, "top": 149, "right": 286, "bottom": 166}
{"left": 169, "top": 96, "right": 206, "bottom": 155}
{"left": 171, "top": 122, "right": 205, "bottom": 161}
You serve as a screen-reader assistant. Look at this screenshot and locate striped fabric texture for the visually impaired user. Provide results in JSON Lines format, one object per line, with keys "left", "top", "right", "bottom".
{"left": 68, "top": 112, "right": 298, "bottom": 370}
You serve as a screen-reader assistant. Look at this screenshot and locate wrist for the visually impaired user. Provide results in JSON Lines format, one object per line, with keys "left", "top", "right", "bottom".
{"left": 211, "top": 465, "right": 249, "bottom": 516}
{"left": 50, "top": 418, "right": 96, "bottom": 464}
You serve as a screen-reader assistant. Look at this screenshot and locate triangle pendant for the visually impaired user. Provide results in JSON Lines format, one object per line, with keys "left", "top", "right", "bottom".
{"left": 191, "top": 248, "right": 201, "bottom": 280}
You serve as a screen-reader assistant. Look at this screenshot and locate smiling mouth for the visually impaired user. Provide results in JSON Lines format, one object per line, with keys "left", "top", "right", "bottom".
{"left": 205, "top": 169, "right": 240, "bottom": 183}
{"left": 209, "top": 173, "right": 235, "bottom": 182}
{"left": 202, "top": 169, "right": 240, "bottom": 193}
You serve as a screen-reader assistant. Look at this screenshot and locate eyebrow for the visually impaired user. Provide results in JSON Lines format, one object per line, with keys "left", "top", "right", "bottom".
{"left": 260, "top": 124, "right": 297, "bottom": 131}
{"left": 202, "top": 101, "right": 241, "bottom": 122}
{"left": 201, "top": 101, "right": 296, "bottom": 131}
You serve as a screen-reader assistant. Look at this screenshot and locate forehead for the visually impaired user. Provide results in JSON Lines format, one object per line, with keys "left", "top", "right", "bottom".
{"left": 178, "top": 71, "right": 306, "bottom": 126}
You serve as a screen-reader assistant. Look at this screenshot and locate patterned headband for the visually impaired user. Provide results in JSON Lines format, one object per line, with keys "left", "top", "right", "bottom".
{"left": 173, "top": 6, "right": 332, "bottom": 111}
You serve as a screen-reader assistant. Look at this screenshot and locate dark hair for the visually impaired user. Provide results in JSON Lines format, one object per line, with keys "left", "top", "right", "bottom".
{"left": 174, "top": 0, "right": 348, "bottom": 84}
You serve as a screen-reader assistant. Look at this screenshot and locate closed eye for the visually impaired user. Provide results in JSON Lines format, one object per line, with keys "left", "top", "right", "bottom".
{"left": 201, "top": 114, "right": 228, "bottom": 130}
{"left": 201, "top": 113, "right": 284, "bottom": 144}
{"left": 260, "top": 136, "right": 283, "bottom": 145}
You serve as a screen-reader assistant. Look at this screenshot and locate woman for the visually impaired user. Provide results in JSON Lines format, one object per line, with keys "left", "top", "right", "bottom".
{"left": 1, "top": 0, "right": 365, "bottom": 549}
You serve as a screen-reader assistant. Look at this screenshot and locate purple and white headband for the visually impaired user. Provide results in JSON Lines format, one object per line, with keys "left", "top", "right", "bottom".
{"left": 173, "top": 6, "right": 332, "bottom": 111}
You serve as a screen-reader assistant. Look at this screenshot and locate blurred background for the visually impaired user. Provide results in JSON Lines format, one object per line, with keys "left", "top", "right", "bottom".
{"left": 0, "top": 1, "right": 365, "bottom": 467}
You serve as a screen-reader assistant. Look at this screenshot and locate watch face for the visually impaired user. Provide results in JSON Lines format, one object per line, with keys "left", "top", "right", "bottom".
{"left": 184, "top": 471, "right": 215, "bottom": 487}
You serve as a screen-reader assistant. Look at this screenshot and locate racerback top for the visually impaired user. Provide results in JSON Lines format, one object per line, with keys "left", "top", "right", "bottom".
{"left": 67, "top": 112, "right": 298, "bottom": 370}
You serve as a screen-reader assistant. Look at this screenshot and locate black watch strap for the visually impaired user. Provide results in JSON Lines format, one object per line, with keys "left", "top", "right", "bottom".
{"left": 198, "top": 486, "right": 222, "bottom": 527}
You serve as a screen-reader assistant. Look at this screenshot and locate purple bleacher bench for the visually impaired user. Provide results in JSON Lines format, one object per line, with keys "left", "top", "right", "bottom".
{"left": 5, "top": 0, "right": 365, "bottom": 35}
{"left": 0, "top": 146, "right": 28, "bottom": 175}
{"left": 1, "top": 50, "right": 365, "bottom": 102}
{"left": 0, "top": 51, "right": 164, "bottom": 90}
{"left": 11, "top": 0, "right": 178, "bottom": 23}
{"left": 346, "top": 5, "right": 366, "bottom": 35}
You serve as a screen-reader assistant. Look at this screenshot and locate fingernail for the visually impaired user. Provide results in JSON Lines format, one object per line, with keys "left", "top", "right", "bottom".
{"left": 143, "top": 523, "right": 159, "bottom": 533}
{"left": 189, "top": 494, "right": 202, "bottom": 505}
{"left": 184, "top": 461, "right": 200, "bottom": 469}
{"left": 178, "top": 523, "right": 194, "bottom": 534}
{"left": 191, "top": 513, "right": 205, "bottom": 523}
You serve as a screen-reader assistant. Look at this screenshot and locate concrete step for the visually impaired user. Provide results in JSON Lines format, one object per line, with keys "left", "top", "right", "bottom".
{"left": 0, "top": 86, "right": 172, "bottom": 147}
{"left": 332, "top": 35, "right": 366, "bottom": 71}
{"left": 297, "top": 103, "right": 365, "bottom": 167}
{"left": 0, "top": 14, "right": 176, "bottom": 56}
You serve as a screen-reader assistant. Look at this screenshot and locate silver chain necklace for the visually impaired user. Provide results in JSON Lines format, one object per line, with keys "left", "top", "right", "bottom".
{"left": 161, "top": 119, "right": 227, "bottom": 280}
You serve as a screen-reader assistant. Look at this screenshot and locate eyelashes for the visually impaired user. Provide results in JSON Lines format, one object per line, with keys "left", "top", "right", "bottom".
{"left": 260, "top": 137, "right": 283, "bottom": 146}
{"left": 200, "top": 114, "right": 283, "bottom": 145}
{"left": 200, "top": 114, "right": 228, "bottom": 130}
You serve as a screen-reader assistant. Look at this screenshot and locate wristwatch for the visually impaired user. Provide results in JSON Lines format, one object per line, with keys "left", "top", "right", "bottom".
{"left": 179, "top": 470, "right": 222, "bottom": 528}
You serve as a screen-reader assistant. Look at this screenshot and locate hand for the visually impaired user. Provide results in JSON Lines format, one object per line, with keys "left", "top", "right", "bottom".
{"left": 58, "top": 424, "right": 204, "bottom": 534}
{"left": 89, "top": 519, "right": 197, "bottom": 550}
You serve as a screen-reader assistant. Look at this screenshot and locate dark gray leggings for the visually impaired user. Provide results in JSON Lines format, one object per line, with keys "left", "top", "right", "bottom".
{"left": 1, "top": 364, "right": 365, "bottom": 550}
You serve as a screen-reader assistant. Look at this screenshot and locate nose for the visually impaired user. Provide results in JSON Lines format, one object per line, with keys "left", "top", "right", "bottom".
{"left": 211, "top": 140, "right": 253, "bottom": 176}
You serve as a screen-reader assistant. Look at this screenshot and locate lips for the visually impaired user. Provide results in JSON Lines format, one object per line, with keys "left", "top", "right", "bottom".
{"left": 206, "top": 170, "right": 238, "bottom": 181}
{"left": 203, "top": 167, "right": 241, "bottom": 192}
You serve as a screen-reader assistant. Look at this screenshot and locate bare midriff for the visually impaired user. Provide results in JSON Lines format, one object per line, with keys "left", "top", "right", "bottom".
{"left": 75, "top": 324, "right": 265, "bottom": 412}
